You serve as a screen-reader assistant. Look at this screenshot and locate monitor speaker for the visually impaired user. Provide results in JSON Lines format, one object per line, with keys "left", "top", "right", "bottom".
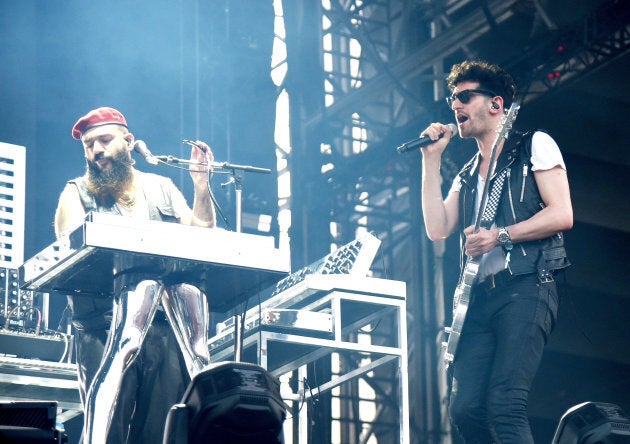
{"left": 163, "top": 361, "right": 286, "bottom": 444}
{"left": 552, "top": 401, "right": 630, "bottom": 443}
{"left": 0, "top": 401, "right": 67, "bottom": 443}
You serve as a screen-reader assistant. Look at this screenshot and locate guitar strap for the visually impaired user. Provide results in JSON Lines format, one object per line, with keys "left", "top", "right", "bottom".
{"left": 479, "top": 169, "right": 507, "bottom": 229}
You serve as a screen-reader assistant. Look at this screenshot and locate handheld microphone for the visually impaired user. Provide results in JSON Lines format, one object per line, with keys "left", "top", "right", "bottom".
{"left": 396, "top": 123, "right": 458, "bottom": 154}
{"left": 133, "top": 140, "right": 158, "bottom": 165}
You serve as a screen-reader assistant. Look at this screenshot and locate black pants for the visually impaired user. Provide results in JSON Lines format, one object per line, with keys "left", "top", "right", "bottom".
{"left": 448, "top": 273, "right": 558, "bottom": 443}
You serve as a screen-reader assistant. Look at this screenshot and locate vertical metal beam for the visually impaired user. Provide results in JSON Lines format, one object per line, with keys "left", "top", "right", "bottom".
{"left": 283, "top": 0, "right": 331, "bottom": 269}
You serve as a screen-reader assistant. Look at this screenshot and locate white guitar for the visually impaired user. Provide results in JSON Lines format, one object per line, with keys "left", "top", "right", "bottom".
{"left": 442, "top": 102, "right": 520, "bottom": 370}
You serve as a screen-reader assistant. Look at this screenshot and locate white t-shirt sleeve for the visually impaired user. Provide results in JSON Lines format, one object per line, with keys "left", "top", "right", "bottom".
{"left": 530, "top": 131, "right": 566, "bottom": 171}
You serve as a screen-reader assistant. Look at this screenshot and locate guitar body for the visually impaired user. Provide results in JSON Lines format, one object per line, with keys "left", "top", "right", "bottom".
{"left": 443, "top": 256, "right": 479, "bottom": 369}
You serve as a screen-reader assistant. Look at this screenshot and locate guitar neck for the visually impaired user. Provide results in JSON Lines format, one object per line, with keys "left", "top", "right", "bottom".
{"left": 472, "top": 102, "right": 521, "bottom": 232}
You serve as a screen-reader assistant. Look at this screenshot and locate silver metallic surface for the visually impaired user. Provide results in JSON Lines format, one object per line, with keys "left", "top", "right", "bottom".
{"left": 208, "top": 276, "right": 410, "bottom": 443}
{"left": 83, "top": 278, "right": 212, "bottom": 444}
{"left": 161, "top": 283, "right": 210, "bottom": 376}
{"left": 83, "top": 279, "right": 163, "bottom": 444}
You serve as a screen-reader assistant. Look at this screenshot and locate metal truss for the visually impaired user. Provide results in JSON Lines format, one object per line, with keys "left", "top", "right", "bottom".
{"left": 319, "top": 0, "right": 630, "bottom": 250}
{"left": 311, "top": 2, "right": 418, "bottom": 441}
{"left": 326, "top": 0, "right": 630, "bottom": 275}
{"left": 313, "top": 0, "right": 520, "bottom": 134}
{"left": 508, "top": 0, "right": 630, "bottom": 103}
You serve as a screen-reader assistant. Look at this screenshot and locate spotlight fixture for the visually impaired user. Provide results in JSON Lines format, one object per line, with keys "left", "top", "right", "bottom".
{"left": 163, "top": 361, "right": 286, "bottom": 444}
{"left": 552, "top": 401, "right": 630, "bottom": 444}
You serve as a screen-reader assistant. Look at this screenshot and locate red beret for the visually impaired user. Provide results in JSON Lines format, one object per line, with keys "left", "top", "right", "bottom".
{"left": 72, "top": 107, "right": 128, "bottom": 140}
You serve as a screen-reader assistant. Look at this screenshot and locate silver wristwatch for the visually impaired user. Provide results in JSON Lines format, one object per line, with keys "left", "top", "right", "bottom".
{"left": 497, "top": 227, "right": 513, "bottom": 250}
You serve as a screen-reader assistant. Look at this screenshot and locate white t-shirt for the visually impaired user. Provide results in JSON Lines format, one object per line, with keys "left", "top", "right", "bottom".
{"left": 448, "top": 131, "right": 566, "bottom": 279}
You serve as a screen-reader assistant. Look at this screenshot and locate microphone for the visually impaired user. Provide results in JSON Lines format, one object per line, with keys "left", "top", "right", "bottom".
{"left": 133, "top": 140, "right": 158, "bottom": 165}
{"left": 396, "top": 123, "right": 458, "bottom": 154}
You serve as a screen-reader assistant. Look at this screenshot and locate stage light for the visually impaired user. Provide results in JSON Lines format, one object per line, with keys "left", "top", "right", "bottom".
{"left": 163, "top": 361, "right": 286, "bottom": 444}
{"left": 552, "top": 401, "right": 630, "bottom": 444}
{"left": 547, "top": 71, "right": 562, "bottom": 80}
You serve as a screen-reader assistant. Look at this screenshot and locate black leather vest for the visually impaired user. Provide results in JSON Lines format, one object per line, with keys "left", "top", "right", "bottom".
{"left": 457, "top": 130, "right": 570, "bottom": 276}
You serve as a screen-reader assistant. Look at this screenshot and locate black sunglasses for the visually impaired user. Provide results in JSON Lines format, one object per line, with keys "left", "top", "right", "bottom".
{"left": 446, "top": 89, "right": 497, "bottom": 107}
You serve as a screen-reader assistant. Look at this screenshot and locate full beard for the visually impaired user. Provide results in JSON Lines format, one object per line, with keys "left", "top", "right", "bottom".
{"left": 85, "top": 150, "right": 134, "bottom": 208}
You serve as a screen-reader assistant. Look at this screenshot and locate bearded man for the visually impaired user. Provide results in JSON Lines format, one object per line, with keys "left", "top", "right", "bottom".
{"left": 54, "top": 107, "right": 216, "bottom": 444}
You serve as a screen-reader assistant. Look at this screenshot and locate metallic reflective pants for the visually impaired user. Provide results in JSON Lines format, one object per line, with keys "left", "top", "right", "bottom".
{"left": 82, "top": 274, "right": 210, "bottom": 444}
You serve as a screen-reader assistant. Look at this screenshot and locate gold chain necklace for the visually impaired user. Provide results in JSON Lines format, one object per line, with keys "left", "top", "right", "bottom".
{"left": 116, "top": 184, "right": 137, "bottom": 209}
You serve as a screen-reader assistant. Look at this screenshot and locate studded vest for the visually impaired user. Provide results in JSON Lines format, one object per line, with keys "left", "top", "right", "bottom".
{"left": 456, "top": 130, "right": 570, "bottom": 277}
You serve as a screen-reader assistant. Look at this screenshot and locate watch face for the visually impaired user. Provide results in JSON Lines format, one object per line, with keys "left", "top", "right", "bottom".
{"left": 498, "top": 229, "right": 510, "bottom": 244}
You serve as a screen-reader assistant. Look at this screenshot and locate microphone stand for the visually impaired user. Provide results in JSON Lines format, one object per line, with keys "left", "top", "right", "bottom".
{"left": 210, "top": 161, "right": 271, "bottom": 362}
{"left": 214, "top": 161, "right": 271, "bottom": 233}
{"left": 220, "top": 175, "right": 242, "bottom": 233}
{"left": 154, "top": 156, "right": 271, "bottom": 233}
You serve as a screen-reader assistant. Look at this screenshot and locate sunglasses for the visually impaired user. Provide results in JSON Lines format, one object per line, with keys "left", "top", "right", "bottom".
{"left": 446, "top": 89, "right": 497, "bottom": 107}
